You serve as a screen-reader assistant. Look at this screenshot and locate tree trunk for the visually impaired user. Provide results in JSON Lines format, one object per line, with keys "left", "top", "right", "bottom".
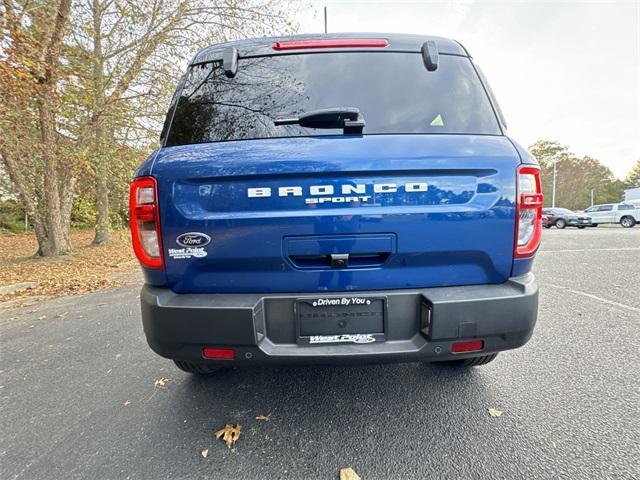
{"left": 39, "top": 113, "right": 71, "bottom": 254}
{"left": 93, "top": 163, "right": 110, "bottom": 244}
{"left": 32, "top": 216, "right": 55, "bottom": 257}
{"left": 91, "top": 0, "right": 111, "bottom": 245}
{"left": 36, "top": 0, "right": 73, "bottom": 256}
{"left": 61, "top": 171, "right": 77, "bottom": 246}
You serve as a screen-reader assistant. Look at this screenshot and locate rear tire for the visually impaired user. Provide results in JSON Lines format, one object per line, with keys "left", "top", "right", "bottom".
{"left": 577, "top": 226, "right": 586, "bottom": 229}
{"left": 173, "top": 360, "right": 226, "bottom": 375}
{"left": 620, "top": 216, "right": 636, "bottom": 228}
{"left": 555, "top": 219, "right": 567, "bottom": 229}
{"left": 440, "top": 353, "right": 499, "bottom": 367}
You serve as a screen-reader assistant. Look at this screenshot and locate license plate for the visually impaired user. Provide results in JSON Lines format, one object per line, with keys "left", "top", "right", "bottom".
{"left": 295, "top": 296, "right": 386, "bottom": 345}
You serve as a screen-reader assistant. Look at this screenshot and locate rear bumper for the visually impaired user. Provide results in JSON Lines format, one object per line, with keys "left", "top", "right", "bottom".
{"left": 140, "top": 273, "right": 538, "bottom": 365}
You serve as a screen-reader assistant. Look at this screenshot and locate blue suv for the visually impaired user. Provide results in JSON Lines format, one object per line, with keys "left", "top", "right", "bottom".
{"left": 130, "top": 34, "right": 542, "bottom": 374}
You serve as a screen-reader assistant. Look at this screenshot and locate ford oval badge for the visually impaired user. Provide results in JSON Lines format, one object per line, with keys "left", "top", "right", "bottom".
{"left": 176, "top": 232, "right": 211, "bottom": 247}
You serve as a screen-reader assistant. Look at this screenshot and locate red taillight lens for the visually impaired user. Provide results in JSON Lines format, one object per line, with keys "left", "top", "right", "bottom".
{"left": 515, "top": 165, "right": 543, "bottom": 259}
{"left": 452, "top": 340, "right": 484, "bottom": 353}
{"left": 129, "top": 177, "right": 163, "bottom": 269}
{"left": 203, "top": 348, "right": 236, "bottom": 360}
{"left": 272, "top": 38, "right": 389, "bottom": 51}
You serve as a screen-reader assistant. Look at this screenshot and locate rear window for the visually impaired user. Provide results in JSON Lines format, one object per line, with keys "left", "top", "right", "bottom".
{"left": 618, "top": 204, "right": 634, "bottom": 210}
{"left": 165, "top": 52, "right": 501, "bottom": 146}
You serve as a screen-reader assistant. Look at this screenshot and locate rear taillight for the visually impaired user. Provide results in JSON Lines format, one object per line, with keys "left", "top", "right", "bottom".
{"left": 515, "top": 165, "right": 543, "bottom": 258}
{"left": 129, "top": 176, "right": 163, "bottom": 269}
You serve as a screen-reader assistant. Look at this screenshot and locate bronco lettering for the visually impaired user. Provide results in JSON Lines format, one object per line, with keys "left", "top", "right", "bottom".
{"left": 247, "top": 182, "right": 428, "bottom": 198}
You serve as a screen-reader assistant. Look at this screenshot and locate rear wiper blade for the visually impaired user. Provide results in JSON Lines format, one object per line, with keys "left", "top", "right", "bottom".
{"left": 274, "top": 107, "right": 365, "bottom": 134}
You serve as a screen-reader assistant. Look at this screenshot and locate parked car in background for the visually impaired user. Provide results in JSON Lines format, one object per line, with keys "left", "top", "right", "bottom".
{"left": 542, "top": 208, "right": 592, "bottom": 229}
{"left": 583, "top": 203, "right": 639, "bottom": 227}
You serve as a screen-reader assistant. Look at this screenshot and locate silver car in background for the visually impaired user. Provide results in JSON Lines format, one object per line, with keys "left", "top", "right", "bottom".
{"left": 582, "top": 203, "right": 640, "bottom": 228}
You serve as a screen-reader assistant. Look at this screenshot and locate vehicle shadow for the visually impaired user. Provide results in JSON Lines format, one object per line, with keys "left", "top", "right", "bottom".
{"left": 164, "top": 361, "right": 496, "bottom": 446}
{"left": 181, "top": 362, "right": 487, "bottom": 406}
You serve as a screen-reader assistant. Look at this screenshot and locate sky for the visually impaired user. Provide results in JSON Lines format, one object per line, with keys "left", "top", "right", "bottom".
{"left": 297, "top": 0, "right": 640, "bottom": 179}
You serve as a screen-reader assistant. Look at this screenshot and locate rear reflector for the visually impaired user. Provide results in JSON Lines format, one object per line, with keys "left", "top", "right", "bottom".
{"left": 451, "top": 340, "right": 484, "bottom": 353}
{"left": 272, "top": 38, "right": 388, "bottom": 51}
{"left": 203, "top": 348, "right": 236, "bottom": 360}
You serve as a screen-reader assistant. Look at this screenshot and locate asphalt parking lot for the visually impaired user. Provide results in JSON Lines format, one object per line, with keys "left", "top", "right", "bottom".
{"left": 1, "top": 227, "right": 639, "bottom": 480}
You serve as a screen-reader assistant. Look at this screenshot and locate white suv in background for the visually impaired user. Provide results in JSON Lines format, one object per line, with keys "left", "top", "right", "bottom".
{"left": 583, "top": 203, "right": 639, "bottom": 228}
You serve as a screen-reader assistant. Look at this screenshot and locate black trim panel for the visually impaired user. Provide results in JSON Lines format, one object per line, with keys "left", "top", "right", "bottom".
{"left": 140, "top": 274, "right": 538, "bottom": 365}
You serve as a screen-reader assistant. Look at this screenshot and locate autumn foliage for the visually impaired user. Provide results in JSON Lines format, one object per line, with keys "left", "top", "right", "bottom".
{"left": 0, "top": 230, "right": 137, "bottom": 303}
{"left": 0, "top": 0, "right": 297, "bottom": 256}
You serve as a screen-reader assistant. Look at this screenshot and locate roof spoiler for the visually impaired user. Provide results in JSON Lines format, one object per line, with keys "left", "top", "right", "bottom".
{"left": 223, "top": 47, "right": 238, "bottom": 78}
{"left": 421, "top": 41, "right": 439, "bottom": 71}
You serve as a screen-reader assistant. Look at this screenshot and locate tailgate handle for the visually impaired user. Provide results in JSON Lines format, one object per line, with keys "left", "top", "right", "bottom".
{"left": 289, "top": 252, "right": 389, "bottom": 269}
{"left": 330, "top": 253, "right": 349, "bottom": 268}
{"left": 284, "top": 234, "right": 396, "bottom": 270}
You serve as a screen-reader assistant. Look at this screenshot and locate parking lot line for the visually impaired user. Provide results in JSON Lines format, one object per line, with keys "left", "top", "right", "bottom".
{"left": 547, "top": 283, "right": 640, "bottom": 313}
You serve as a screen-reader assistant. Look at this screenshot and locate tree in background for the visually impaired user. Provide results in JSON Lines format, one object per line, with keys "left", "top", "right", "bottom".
{"left": 529, "top": 140, "right": 625, "bottom": 210}
{"left": 71, "top": 0, "right": 296, "bottom": 245}
{"left": 1, "top": 0, "right": 296, "bottom": 254}
{"left": 1, "top": 0, "right": 76, "bottom": 255}
{"left": 625, "top": 160, "right": 640, "bottom": 188}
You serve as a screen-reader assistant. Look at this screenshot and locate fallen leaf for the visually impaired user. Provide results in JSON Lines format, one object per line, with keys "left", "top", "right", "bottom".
{"left": 215, "top": 423, "right": 241, "bottom": 448}
{"left": 37, "top": 315, "right": 46, "bottom": 320}
{"left": 154, "top": 377, "right": 169, "bottom": 388}
{"left": 200, "top": 449, "right": 209, "bottom": 458}
{"left": 255, "top": 414, "right": 271, "bottom": 421}
{"left": 56, "top": 311, "right": 69, "bottom": 318}
{"left": 551, "top": 441, "right": 557, "bottom": 449}
{"left": 488, "top": 408, "right": 503, "bottom": 417}
{"left": 340, "top": 467, "right": 362, "bottom": 480}
{"left": 0, "top": 230, "right": 138, "bottom": 303}
{"left": 123, "top": 400, "right": 130, "bottom": 406}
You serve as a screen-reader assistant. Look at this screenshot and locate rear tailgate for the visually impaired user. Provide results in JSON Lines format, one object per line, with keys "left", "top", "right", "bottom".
{"left": 152, "top": 134, "right": 520, "bottom": 293}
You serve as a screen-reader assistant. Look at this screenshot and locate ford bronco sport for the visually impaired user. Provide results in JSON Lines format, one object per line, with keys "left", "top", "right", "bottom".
{"left": 130, "top": 34, "right": 541, "bottom": 374}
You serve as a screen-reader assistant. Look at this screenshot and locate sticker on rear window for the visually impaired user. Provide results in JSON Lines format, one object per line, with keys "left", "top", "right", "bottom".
{"left": 430, "top": 114, "right": 444, "bottom": 126}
